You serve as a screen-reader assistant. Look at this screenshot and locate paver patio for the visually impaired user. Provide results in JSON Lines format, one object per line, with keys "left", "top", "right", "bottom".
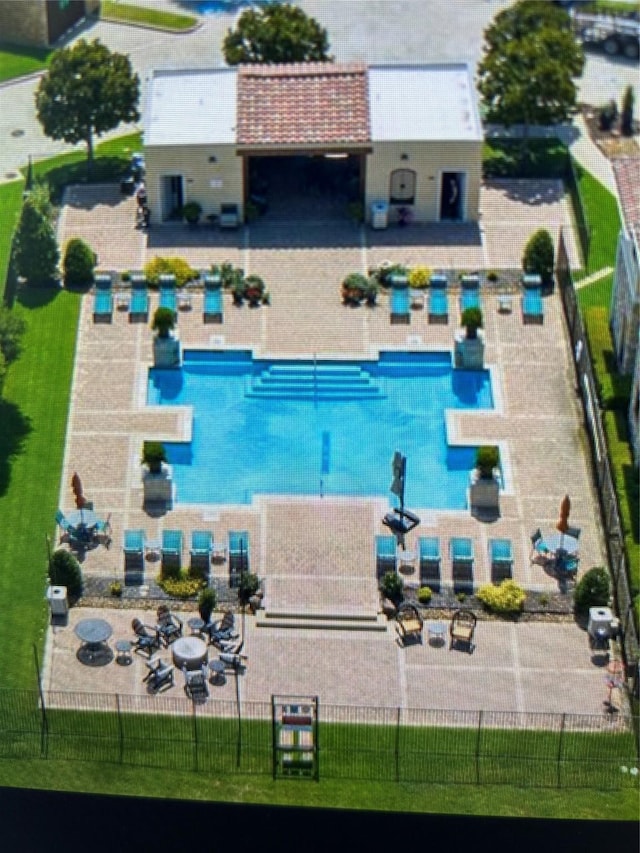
{"left": 43, "top": 179, "right": 613, "bottom": 717}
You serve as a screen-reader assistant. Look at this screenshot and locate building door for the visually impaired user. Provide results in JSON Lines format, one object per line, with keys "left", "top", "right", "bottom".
{"left": 439, "top": 172, "right": 465, "bottom": 221}
{"left": 161, "top": 175, "right": 184, "bottom": 221}
{"left": 46, "top": 1, "right": 85, "bottom": 45}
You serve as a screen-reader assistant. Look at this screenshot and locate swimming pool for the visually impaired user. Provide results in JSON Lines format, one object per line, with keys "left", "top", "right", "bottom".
{"left": 193, "top": 0, "right": 274, "bottom": 13}
{"left": 148, "top": 350, "right": 494, "bottom": 507}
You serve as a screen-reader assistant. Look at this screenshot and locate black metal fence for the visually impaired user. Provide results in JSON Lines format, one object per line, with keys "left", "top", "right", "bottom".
{"left": 564, "top": 155, "right": 592, "bottom": 267}
{"left": 556, "top": 232, "right": 639, "bottom": 689}
{"left": 0, "top": 688, "right": 636, "bottom": 789}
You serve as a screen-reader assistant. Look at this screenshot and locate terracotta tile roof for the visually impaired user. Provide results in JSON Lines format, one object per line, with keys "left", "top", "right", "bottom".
{"left": 612, "top": 157, "right": 640, "bottom": 244}
{"left": 237, "top": 63, "right": 370, "bottom": 146}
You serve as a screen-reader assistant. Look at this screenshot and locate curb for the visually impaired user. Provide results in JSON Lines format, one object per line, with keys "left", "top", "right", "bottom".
{"left": 99, "top": 15, "right": 203, "bottom": 35}
{"left": 0, "top": 69, "right": 46, "bottom": 90}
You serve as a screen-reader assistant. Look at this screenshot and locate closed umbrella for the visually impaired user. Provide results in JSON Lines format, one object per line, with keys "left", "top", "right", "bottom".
{"left": 71, "top": 472, "right": 83, "bottom": 498}
{"left": 556, "top": 494, "right": 571, "bottom": 550}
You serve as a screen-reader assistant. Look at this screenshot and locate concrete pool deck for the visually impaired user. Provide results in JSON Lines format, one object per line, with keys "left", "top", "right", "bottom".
{"left": 43, "top": 178, "right": 615, "bottom": 715}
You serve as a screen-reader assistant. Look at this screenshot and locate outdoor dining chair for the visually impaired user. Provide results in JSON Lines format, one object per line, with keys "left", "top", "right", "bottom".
{"left": 449, "top": 610, "right": 477, "bottom": 652}
{"left": 182, "top": 665, "right": 209, "bottom": 702}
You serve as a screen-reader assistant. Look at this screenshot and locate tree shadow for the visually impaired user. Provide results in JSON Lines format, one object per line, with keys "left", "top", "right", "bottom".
{"left": 16, "top": 284, "right": 61, "bottom": 310}
{"left": 0, "top": 399, "right": 32, "bottom": 497}
{"left": 39, "top": 157, "right": 130, "bottom": 204}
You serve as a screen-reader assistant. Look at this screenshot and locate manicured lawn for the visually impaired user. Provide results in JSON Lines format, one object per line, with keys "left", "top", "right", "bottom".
{"left": 0, "top": 44, "right": 50, "bottom": 83}
{"left": 101, "top": 0, "right": 198, "bottom": 30}
{"left": 0, "top": 180, "right": 25, "bottom": 299}
{"left": 573, "top": 167, "right": 622, "bottom": 277}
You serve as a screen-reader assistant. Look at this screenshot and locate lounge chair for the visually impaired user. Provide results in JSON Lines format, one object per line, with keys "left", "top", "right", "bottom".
{"left": 489, "top": 538, "right": 513, "bottom": 582}
{"left": 129, "top": 277, "right": 148, "bottom": 323}
{"left": 419, "top": 536, "right": 441, "bottom": 590}
{"left": 450, "top": 537, "right": 474, "bottom": 591}
{"left": 123, "top": 529, "right": 145, "bottom": 578}
{"left": 522, "top": 285, "right": 543, "bottom": 324}
{"left": 155, "top": 604, "right": 183, "bottom": 646}
{"left": 449, "top": 609, "right": 477, "bottom": 652}
{"left": 143, "top": 657, "right": 174, "bottom": 692}
{"left": 161, "top": 530, "right": 182, "bottom": 572}
{"left": 395, "top": 603, "right": 423, "bottom": 645}
{"left": 159, "top": 281, "right": 177, "bottom": 318}
{"left": 92, "top": 287, "right": 113, "bottom": 323}
{"left": 460, "top": 275, "right": 480, "bottom": 312}
{"left": 375, "top": 534, "right": 397, "bottom": 580}
{"left": 190, "top": 530, "right": 213, "bottom": 575}
{"left": 428, "top": 275, "right": 448, "bottom": 324}
{"left": 183, "top": 665, "right": 209, "bottom": 702}
{"left": 203, "top": 273, "right": 223, "bottom": 323}
{"left": 228, "top": 530, "right": 249, "bottom": 587}
{"left": 530, "top": 528, "right": 551, "bottom": 565}
{"left": 132, "top": 618, "right": 161, "bottom": 657}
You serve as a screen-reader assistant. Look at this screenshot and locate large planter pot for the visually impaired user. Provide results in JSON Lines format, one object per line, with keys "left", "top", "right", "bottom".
{"left": 153, "top": 332, "right": 182, "bottom": 368}
{"left": 142, "top": 462, "right": 174, "bottom": 509}
{"left": 469, "top": 467, "right": 500, "bottom": 516}
{"left": 454, "top": 329, "right": 485, "bottom": 369}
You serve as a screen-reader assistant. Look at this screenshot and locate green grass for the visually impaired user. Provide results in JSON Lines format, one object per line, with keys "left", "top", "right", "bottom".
{"left": 101, "top": 0, "right": 198, "bottom": 31}
{"left": 582, "top": 1, "right": 640, "bottom": 16}
{"left": 0, "top": 44, "right": 51, "bottom": 84}
{"left": 573, "top": 166, "right": 622, "bottom": 277}
{"left": 0, "top": 180, "right": 25, "bottom": 299}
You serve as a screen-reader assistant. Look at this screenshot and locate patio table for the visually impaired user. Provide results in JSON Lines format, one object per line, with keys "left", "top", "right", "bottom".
{"left": 172, "top": 636, "right": 208, "bottom": 671}
{"left": 75, "top": 618, "right": 113, "bottom": 666}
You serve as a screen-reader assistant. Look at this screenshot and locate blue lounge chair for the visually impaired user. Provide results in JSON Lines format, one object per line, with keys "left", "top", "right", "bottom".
{"left": 93, "top": 287, "right": 113, "bottom": 323}
{"left": 204, "top": 286, "right": 223, "bottom": 324}
{"left": 450, "top": 537, "right": 474, "bottom": 591}
{"left": 428, "top": 275, "right": 448, "bottom": 324}
{"left": 159, "top": 285, "right": 177, "bottom": 317}
{"left": 161, "top": 530, "right": 182, "bottom": 571}
{"left": 460, "top": 275, "right": 480, "bottom": 312}
{"left": 228, "top": 530, "right": 249, "bottom": 587}
{"left": 489, "top": 538, "right": 513, "bottom": 582}
{"left": 376, "top": 534, "right": 397, "bottom": 580}
{"left": 124, "top": 529, "right": 145, "bottom": 580}
{"left": 419, "top": 536, "right": 441, "bottom": 590}
{"left": 190, "top": 530, "right": 213, "bottom": 575}
{"left": 129, "top": 278, "right": 148, "bottom": 322}
{"left": 522, "top": 287, "right": 543, "bottom": 323}
{"left": 55, "top": 509, "right": 73, "bottom": 539}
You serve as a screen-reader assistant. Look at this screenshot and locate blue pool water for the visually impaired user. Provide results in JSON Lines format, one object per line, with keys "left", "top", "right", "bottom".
{"left": 193, "top": 0, "right": 274, "bottom": 13}
{"left": 148, "top": 351, "right": 494, "bottom": 507}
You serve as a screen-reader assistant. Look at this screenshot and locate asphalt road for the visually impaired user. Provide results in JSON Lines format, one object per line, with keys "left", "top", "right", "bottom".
{"left": 0, "top": 0, "right": 637, "bottom": 180}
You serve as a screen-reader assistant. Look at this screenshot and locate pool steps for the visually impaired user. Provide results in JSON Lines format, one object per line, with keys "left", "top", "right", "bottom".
{"left": 246, "top": 363, "right": 387, "bottom": 400}
{"left": 256, "top": 610, "right": 388, "bottom": 631}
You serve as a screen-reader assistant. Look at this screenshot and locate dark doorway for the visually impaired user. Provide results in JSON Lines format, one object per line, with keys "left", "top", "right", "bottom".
{"left": 160, "top": 175, "right": 184, "bottom": 221}
{"left": 247, "top": 154, "right": 363, "bottom": 222}
{"left": 440, "top": 171, "right": 464, "bottom": 221}
{"left": 46, "top": 0, "right": 85, "bottom": 45}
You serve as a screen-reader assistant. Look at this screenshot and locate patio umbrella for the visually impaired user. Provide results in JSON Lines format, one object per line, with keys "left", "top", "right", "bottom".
{"left": 71, "top": 472, "right": 83, "bottom": 499}
{"left": 556, "top": 494, "right": 571, "bottom": 549}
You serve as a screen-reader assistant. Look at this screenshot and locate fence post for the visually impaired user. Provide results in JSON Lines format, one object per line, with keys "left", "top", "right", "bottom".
{"left": 557, "top": 713, "right": 566, "bottom": 789}
{"left": 115, "top": 693, "right": 124, "bottom": 764}
{"left": 192, "top": 700, "right": 199, "bottom": 773}
{"left": 475, "top": 711, "right": 482, "bottom": 785}
{"left": 395, "top": 706, "right": 401, "bottom": 783}
{"left": 33, "top": 644, "right": 48, "bottom": 759}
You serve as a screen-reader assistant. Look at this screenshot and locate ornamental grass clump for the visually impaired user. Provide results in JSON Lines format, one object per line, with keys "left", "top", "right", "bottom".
{"left": 477, "top": 579, "right": 526, "bottom": 614}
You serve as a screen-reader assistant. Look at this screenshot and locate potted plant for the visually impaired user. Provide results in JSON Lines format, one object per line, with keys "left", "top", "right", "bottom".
{"left": 469, "top": 445, "right": 501, "bottom": 517}
{"left": 198, "top": 587, "right": 217, "bottom": 624}
{"left": 341, "top": 272, "right": 368, "bottom": 306}
{"left": 364, "top": 276, "right": 379, "bottom": 306}
{"left": 244, "top": 274, "right": 265, "bottom": 307}
{"left": 231, "top": 277, "right": 246, "bottom": 306}
{"left": 181, "top": 201, "right": 202, "bottom": 226}
{"left": 142, "top": 440, "right": 167, "bottom": 474}
{"left": 461, "top": 306, "right": 483, "bottom": 339}
{"left": 151, "top": 306, "right": 175, "bottom": 339}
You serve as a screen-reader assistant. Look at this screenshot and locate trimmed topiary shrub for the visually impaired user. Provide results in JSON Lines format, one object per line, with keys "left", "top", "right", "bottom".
{"left": 574, "top": 566, "right": 610, "bottom": 614}
{"left": 198, "top": 587, "right": 217, "bottom": 622}
{"left": 144, "top": 256, "right": 196, "bottom": 288}
{"left": 477, "top": 580, "right": 526, "bottom": 614}
{"left": 461, "top": 306, "right": 483, "bottom": 339}
{"left": 522, "top": 228, "right": 554, "bottom": 288}
{"left": 151, "top": 306, "right": 175, "bottom": 338}
{"left": 408, "top": 266, "right": 431, "bottom": 289}
{"left": 380, "top": 570, "right": 403, "bottom": 603}
{"left": 475, "top": 445, "right": 500, "bottom": 478}
{"left": 63, "top": 237, "right": 96, "bottom": 287}
{"left": 238, "top": 572, "right": 261, "bottom": 605}
{"left": 49, "top": 549, "right": 83, "bottom": 598}
{"left": 417, "top": 586, "right": 433, "bottom": 604}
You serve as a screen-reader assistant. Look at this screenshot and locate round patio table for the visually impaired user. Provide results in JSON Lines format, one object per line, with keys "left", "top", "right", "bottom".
{"left": 172, "top": 636, "right": 208, "bottom": 671}
{"left": 67, "top": 509, "right": 99, "bottom": 529}
{"left": 75, "top": 618, "right": 113, "bottom": 666}
{"left": 541, "top": 533, "right": 579, "bottom": 556}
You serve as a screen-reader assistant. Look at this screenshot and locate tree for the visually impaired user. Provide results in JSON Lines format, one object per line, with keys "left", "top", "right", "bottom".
{"left": 63, "top": 237, "right": 96, "bottom": 287}
{"left": 477, "top": 1, "right": 584, "bottom": 140}
{"left": 223, "top": 3, "right": 332, "bottom": 65}
{"left": 621, "top": 85, "right": 635, "bottom": 136}
{"left": 523, "top": 228, "right": 554, "bottom": 287}
{"left": 0, "top": 306, "right": 27, "bottom": 364}
{"left": 13, "top": 196, "right": 59, "bottom": 287}
{"left": 49, "top": 549, "right": 83, "bottom": 598}
{"left": 35, "top": 39, "right": 139, "bottom": 173}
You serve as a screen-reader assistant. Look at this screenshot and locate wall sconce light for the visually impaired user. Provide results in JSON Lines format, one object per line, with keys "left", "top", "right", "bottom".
{"left": 400, "top": 153, "right": 409, "bottom": 161}
{"left": 208, "top": 155, "right": 217, "bottom": 163}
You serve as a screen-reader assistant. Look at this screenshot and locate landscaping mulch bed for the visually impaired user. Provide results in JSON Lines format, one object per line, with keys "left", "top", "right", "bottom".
{"left": 580, "top": 103, "right": 640, "bottom": 158}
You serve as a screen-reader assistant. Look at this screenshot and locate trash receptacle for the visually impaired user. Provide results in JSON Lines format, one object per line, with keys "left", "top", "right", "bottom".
{"left": 371, "top": 201, "right": 389, "bottom": 230}
{"left": 47, "top": 585, "right": 68, "bottom": 617}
